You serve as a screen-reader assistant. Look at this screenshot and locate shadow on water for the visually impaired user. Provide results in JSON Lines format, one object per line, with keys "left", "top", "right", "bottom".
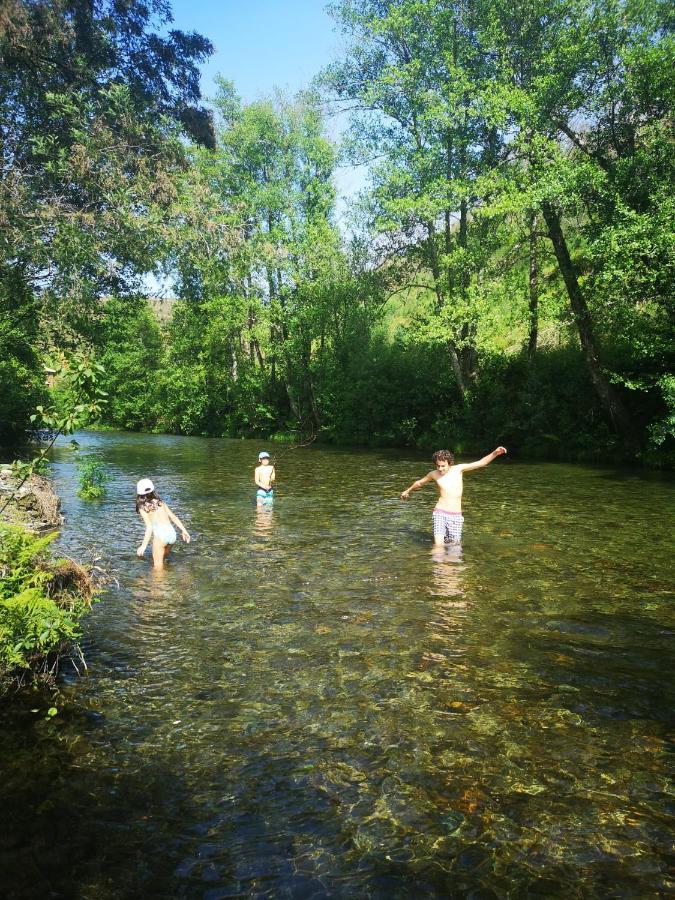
{"left": 0, "top": 699, "right": 200, "bottom": 899}
{"left": 0, "top": 432, "right": 673, "bottom": 897}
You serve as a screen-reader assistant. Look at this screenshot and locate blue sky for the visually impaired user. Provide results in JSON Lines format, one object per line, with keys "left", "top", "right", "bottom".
{"left": 168, "top": 0, "right": 341, "bottom": 103}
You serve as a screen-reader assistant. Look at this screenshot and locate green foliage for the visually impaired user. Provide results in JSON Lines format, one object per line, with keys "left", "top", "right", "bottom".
{"left": 0, "top": 528, "right": 56, "bottom": 601}
{"left": 321, "top": 0, "right": 673, "bottom": 455}
{"left": 36, "top": 353, "right": 108, "bottom": 436}
{"left": 0, "top": 526, "right": 93, "bottom": 688}
{"left": 10, "top": 456, "right": 49, "bottom": 483}
{"left": 449, "top": 351, "right": 617, "bottom": 461}
{"left": 316, "top": 331, "right": 458, "bottom": 447}
{"left": 92, "top": 297, "right": 164, "bottom": 431}
{"left": 157, "top": 88, "right": 359, "bottom": 439}
{"left": 0, "top": 273, "right": 46, "bottom": 449}
{"left": 647, "top": 375, "right": 675, "bottom": 466}
{"left": 3, "top": 0, "right": 670, "bottom": 464}
{"left": 0, "top": 351, "right": 108, "bottom": 522}
{"left": 76, "top": 457, "right": 108, "bottom": 501}
{"left": 0, "top": 0, "right": 214, "bottom": 442}
{"left": 0, "top": 350, "right": 45, "bottom": 449}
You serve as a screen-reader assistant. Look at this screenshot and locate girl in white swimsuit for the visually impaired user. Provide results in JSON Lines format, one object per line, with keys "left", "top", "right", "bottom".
{"left": 135, "top": 478, "right": 191, "bottom": 569}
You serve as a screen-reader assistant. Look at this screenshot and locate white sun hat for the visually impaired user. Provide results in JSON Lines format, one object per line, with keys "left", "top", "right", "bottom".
{"left": 136, "top": 478, "right": 155, "bottom": 495}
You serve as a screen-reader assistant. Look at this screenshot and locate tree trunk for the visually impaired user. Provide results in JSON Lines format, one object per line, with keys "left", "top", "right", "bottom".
{"left": 528, "top": 212, "right": 538, "bottom": 360}
{"left": 306, "top": 372, "right": 320, "bottom": 432}
{"left": 541, "top": 201, "right": 633, "bottom": 442}
{"left": 285, "top": 381, "right": 301, "bottom": 421}
{"left": 270, "top": 324, "right": 276, "bottom": 385}
{"left": 457, "top": 196, "right": 478, "bottom": 382}
{"left": 424, "top": 223, "right": 467, "bottom": 397}
{"left": 231, "top": 344, "right": 238, "bottom": 382}
{"left": 250, "top": 337, "right": 265, "bottom": 369}
{"left": 444, "top": 131, "right": 453, "bottom": 258}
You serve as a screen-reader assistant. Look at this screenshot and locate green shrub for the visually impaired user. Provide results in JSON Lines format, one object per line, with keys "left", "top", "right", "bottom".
{"left": 0, "top": 526, "right": 95, "bottom": 690}
{"left": 0, "top": 333, "right": 46, "bottom": 450}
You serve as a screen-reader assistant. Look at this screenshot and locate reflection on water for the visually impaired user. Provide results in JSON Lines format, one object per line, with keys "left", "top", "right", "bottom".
{"left": 253, "top": 505, "right": 275, "bottom": 542}
{"left": 0, "top": 431, "right": 673, "bottom": 898}
{"left": 430, "top": 544, "right": 465, "bottom": 597}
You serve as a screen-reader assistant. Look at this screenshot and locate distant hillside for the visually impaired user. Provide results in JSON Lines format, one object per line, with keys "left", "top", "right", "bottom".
{"left": 146, "top": 297, "right": 176, "bottom": 323}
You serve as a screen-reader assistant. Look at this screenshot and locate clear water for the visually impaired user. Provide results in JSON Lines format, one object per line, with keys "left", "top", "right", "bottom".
{"left": 1, "top": 431, "right": 673, "bottom": 898}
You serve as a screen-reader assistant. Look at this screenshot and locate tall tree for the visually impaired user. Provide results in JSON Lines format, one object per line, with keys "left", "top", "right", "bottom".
{"left": 325, "top": 0, "right": 673, "bottom": 447}
{"left": 0, "top": 1, "right": 213, "bottom": 443}
{"left": 484, "top": 0, "right": 673, "bottom": 441}
{"left": 168, "top": 84, "right": 346, "bottom": 435}
{"left": 322, "top": 0, "right": 503, "bottom": 398}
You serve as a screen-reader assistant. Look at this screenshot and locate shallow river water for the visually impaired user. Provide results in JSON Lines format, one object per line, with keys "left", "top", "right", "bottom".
{"left": 1, "top": 431, "right": 674, "bottom": 898}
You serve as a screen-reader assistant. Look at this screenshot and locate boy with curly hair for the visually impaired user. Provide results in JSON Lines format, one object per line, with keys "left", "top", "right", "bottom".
{"left": 400, "top": 447, "right": 506, "bottom": 545}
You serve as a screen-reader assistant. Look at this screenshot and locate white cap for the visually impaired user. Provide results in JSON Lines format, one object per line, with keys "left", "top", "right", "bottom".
{"left": 258, "top": 451, "right": 270, "bottom": 460}
{"left": 136, "top": 478, "right": 154, "bottom": 495}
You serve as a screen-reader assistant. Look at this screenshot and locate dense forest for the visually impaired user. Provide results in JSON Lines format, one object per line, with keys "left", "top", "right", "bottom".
{"left": 1, "top": 0, "right": 673, "bottom": 463}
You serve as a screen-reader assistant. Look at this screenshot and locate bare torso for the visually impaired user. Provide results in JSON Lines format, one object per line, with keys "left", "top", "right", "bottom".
{"left": 432, "top": 466, "right": 465, "bottom": 512}
{"left": 255, "top": 464, "right": 275, "bottom": 490}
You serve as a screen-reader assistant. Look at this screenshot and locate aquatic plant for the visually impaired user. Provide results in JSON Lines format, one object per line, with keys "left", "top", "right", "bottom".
{"left": 76, "top": 456, "right": 108, "bottom": 501}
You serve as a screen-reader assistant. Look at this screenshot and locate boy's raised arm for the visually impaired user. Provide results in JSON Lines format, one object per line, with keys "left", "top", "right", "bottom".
{"left": 459, "top": 446, "right": 507, "bottom": 473}
{"left": 400, "top": 471, "right": 435, "bottom": 500}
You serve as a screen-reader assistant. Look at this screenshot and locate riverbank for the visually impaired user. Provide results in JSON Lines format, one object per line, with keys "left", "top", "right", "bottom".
{"left": 0, "top": 465, "right": 63, "bottom": 532}
{"left": 0, "top": 465, "right": 97, "bottom": 695}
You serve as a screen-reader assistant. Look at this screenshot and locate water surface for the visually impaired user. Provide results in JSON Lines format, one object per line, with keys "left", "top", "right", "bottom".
{"left": 1, "top": 432, "right": 673, "bottom": 898}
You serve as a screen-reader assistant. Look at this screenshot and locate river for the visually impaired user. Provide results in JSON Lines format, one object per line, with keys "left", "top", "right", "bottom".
{"left": 1, "top": 431, "right": 673, "bottom": 898}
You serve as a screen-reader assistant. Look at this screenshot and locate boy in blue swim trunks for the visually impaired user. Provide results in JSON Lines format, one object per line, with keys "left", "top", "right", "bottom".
{"left": 255, "top": 451, "right": 275, "bottom": 506}
{"left": 400, "top": 446, "right": 506, "bottom": 545}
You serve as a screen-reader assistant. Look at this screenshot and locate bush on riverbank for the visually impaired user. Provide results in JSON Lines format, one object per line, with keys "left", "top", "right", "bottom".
{"left": 0, "top": 526, "right": 96, "bottom": 694}
{"left": 0, "top": 315, "right": 46, "bottom": 452}
{"left": 417, "top": 349, "right": 620, "bottom": 462}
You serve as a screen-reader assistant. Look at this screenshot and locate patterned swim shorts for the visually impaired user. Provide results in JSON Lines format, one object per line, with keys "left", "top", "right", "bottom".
{"left": 432, "top": 509, "right": 464, "bottom": 543}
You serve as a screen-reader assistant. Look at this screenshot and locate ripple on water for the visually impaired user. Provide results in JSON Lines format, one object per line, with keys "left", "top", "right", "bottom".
{"left": 0, "top": 433, "right": 672, "bottom": 898}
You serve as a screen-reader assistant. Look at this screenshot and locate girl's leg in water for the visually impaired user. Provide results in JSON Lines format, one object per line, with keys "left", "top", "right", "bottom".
{"left": 152, "top": 537, "right": 166, "bottom": 568}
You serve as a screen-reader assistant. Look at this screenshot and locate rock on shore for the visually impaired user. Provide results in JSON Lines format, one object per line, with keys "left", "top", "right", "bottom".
{"left": 0, "top": 466, "right": 63, "bottom": 531}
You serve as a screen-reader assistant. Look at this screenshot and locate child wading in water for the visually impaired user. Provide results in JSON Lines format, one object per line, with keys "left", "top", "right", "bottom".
{"left": 135, "top": 478, "right": 190, "bottom": 568}
{"left": 254, "top": 451, "right": 275, "bottom": 507}
{"left": 400, "top": 447, "right": 507, "bottom": 545}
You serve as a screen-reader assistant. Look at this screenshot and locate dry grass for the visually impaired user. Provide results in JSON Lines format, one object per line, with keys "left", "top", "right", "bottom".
{"left": 27, "top": 475, "right": 63, "bottom": 528}
{"left": 46, "top": 557, "right": 97, "bottom": 607}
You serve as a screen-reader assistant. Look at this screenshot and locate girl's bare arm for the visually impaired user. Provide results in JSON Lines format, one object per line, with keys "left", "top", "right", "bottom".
{"left": 137, "top": 510, "right": 153, "bottom": 556}
{"left": 166, "top": 505, "right": 191, "bottom": 542}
